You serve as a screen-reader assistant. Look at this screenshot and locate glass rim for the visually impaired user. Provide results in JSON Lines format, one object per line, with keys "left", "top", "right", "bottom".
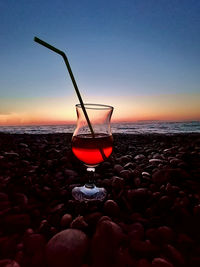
{"left": 76, "top": 103, "right": 114, "bottom": 110}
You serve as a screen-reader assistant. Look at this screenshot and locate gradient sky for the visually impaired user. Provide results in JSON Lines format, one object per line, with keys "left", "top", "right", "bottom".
{"left": 0, "top": 0, "right": 200, "bottom": 125}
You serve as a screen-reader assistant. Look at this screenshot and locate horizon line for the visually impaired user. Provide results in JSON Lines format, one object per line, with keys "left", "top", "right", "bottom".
{"left": 0, "top": 118, "right": 199, "bottom": 127}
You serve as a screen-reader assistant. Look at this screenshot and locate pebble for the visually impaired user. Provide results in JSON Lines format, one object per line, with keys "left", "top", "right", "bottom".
{"left": 130, "top": 239, "right": 159, "bottom": 256}
{"left": 169, "top": 158, "right": 182, "bottom": 166}
{"left": 149, "top": 159, "right": 164, "bottom": 165}
{"left": 152, "top": 258, "right": 174, "bottom": 267}
{"left": 0, "top": 259, "right": 20, "bottom": 267}
{"left": 113, "top": 164, "right": 124, "bottom": 174}
{"left": 103, "top": 199, "right": 120, "bottom": 217}
{"left": 23, "top": 233, "right": 46, "bottom": 256}
{"left": 3, "top": 214, "right": 31, "bottom": 233}
{"left": 137, "top": 259, "right": 152, "bottom": 267}
{"left": 119, "top": 169, "right": 131, "bottom": 179}
{"left": 134, "top": 177, "right": 141, "bottom": 187}
{"left": 129, "top": 222, "right": 144, "bottom": 240}
{"left": 158, "top": 196, "right": 172, "bottom": 209}
{"left": 0, "top": 192, "right": 8, "bottom": 201}
{"left": 153, "top": 168, "right": 190, "bottom": 185}
{"left": 0, "top": 201, "right": 11, "bottom": 211}
{"left": 118, "top": 155, "right": 132, "bottom": 164}
{"left": 70, "top": 215, "right": 88, "bottom": 230}
{"left": 19, "top": 143, "right": 29, "bottom": 148}
{"left": 91, "top": 218, "right": 124, "bottom": 267}
{"left": 158, "top": 226, "right": 174, "bottom": 243}
{"left": 13, "top": 193, "right": 28, "bottom": 209}
{"left": 111, "top": 176, "right": 125, "bottom": 190}
{"left": 64, "top": 169, "right": 78, "bottom": 178}
{"left": 152, "top": 153, "right": 165, "bottom": 160}
{"left": 124, "top": 162, "right": 136, "bottom": 169}
{"left": 134, "top": 154, "right": 146, "bottom": 161}
{"left": 177, "top": 233, "right": 194, "bottom": 250}
{"left": 0, "top": 133, "right": 199, "bottom": 266}
{"left": 0, "top": 235, "right": 17, "bottom": 259}
{"left": 4, "top": 152, "right": 20, "bottom": 158}
{"left": 142, "top": 171, "right": 151, "bottom": 177}
{"left": 39, "top": 220, "right": 52, "bottom": 239}
{"left": 118, "top": 247, "right": 137, "bottom": 267}
{"left": 128, "top": 188, "right": 148, "bottom": 199}
{"left": 84, "top": 212, "right": 103, "bottom": 229}
{"left": 46, "top": 229, "right": 89, "bottom": 267}
{"left": 60, "top": 214, "right": 72, "bottom": 228}
{"left": 164, "top": 244, "right": 185, "bottom": 266}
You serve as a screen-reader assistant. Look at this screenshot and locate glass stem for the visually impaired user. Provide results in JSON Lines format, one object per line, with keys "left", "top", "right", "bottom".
{"left": 85, "top": 167, "right": 95, "bottom": 188}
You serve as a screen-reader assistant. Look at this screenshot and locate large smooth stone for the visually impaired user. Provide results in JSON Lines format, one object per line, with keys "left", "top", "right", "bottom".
{"left": 46, "top": 229, "right": 88, "bottom": 267}
{"left": 91, "top": 217, "right": 125, "bottom": 267}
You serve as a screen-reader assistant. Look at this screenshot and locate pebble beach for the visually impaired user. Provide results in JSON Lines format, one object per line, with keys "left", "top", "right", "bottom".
{"left": 0, "top": 132, "right": 200, "bottom": 267}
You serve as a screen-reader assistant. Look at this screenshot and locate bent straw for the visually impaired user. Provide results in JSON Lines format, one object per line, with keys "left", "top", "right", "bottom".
{"left": 34, "top": 36, "right": 95, "bottom": 137}
{"left": 34, "top": 37, "right": 107, "bottom": 161}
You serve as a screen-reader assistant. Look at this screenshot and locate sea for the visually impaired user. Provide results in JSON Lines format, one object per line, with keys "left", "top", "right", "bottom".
{"left": 0, "top": 121, "right": 200, "bottom": 135}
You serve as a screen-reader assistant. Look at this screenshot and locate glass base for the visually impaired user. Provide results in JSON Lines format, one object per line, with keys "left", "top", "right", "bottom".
{"left": 72, "top": 184, "right": 107, "bottom": 202}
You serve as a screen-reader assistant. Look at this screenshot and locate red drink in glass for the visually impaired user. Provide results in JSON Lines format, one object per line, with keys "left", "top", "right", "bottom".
{"left": 72, "top": 133, "right": 113, "bottom": 166}
{"left": 71, "top": 103, "right": 114, "bottom": 201}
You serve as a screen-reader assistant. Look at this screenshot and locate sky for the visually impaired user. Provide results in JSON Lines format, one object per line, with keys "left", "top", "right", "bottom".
{"left": 0, "top": 0, "right": 200, "bottom": 125}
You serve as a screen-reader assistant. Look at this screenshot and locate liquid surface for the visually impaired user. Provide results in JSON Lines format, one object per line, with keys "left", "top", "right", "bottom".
{"left": 72, "top": 133, "right": 113, "bottom": 166}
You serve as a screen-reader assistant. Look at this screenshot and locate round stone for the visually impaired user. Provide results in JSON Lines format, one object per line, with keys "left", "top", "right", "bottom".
{"left": 46, "top": 229, "right": 88, "bottom": 267}
{"left": 60, "top": 214, "right": 72, "bottom": 228}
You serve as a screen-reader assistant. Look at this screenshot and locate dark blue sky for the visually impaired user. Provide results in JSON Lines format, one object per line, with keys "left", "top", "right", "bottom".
{"left": 0, "top": 0, "right": 200, "bottom": 124}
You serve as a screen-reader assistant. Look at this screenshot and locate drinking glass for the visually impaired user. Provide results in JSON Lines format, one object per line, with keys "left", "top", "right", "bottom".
{"left": 71, "top": 103, "right": 114, "bottom": 201}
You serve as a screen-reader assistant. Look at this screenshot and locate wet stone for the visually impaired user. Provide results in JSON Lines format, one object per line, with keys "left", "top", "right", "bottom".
{"left": 124, "top": 162, "right": 136, "bottom": 169}
{"left": 152, "top": 258, "right": 174, "bottom": 267}
{"left": 142, "top": 171, "right": 151, "bottom": 177}
{"left": 149, "top": 159, "right": 164, "bottom": 165}
{"left": 19, "top": 143, "right": 29, "bottom": 148}
{"left": 134, "top": 154, "right": 146, "bottom": 161}
{"left": 4, "top": 152, "right": 20, "bottom": 158}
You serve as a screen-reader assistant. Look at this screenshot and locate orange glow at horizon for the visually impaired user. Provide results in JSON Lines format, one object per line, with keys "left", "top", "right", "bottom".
{"left": 0, "top": 93, "right": 200, "bottom": 126}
